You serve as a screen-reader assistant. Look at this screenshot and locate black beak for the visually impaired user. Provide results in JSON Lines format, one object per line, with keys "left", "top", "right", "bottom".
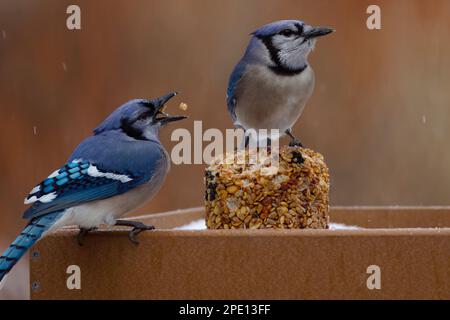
{"left": 155, "top": 91, "right": 178, "bottom": 110}
{"left": 158, "top": 115, "right": 188, "bottom": 125}
{"left": 302, "top": 27, "right": 334, "bottom": 39}
{"left": 152, "top": 91, "right": 187, "bottom": 125}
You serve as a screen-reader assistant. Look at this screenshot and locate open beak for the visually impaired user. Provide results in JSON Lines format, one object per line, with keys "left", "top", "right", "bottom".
{"left": 155, "top": 91, "right": 178, "bottom": 110}
{"left": 153, "top": 91, "right": 188, "bottom": 125}
{"left": 158, "top": 115, "right": 187, "bottom": 125}
{"left": 302, "top": 26, "right": 334, "bottom": 39}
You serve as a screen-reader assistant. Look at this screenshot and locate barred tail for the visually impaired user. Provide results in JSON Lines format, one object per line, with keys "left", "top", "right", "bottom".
{"left": 0, "top": 211, "right": 63, "bottom": 282}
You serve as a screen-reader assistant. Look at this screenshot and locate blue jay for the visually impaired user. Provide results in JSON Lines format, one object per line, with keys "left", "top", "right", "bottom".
{"left": 227, "top": 20, "right": 334, "bottom": 146}
{"left": 0, "top": 92, "right": 186, "bottom": 282}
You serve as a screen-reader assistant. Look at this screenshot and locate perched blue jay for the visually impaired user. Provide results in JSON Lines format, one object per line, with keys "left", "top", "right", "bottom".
{"left": 227, "top": 20, "right": 334, "bottom": 146}
{"left": 0, "top": 92, "right": 186, "bottom": 282}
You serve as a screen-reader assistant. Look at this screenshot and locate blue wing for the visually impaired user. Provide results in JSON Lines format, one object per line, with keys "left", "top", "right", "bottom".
{"left": 227, "top": 60, "right": 247, "bottom": 124}
{"left": 23, "top": 132, "right": 165, "bottom": 220}
{"left": 22, "top": 159, "right": 143, "bottom": 219}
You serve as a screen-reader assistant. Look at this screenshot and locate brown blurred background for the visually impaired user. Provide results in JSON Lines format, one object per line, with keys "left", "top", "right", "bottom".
{"left": 1, "top": 0, "right": 449, "bottom": 299}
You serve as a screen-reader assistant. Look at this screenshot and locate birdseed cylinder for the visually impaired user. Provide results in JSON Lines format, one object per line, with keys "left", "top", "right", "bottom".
{"left": 205, "top": 146, "right": 330, "bottom": 229}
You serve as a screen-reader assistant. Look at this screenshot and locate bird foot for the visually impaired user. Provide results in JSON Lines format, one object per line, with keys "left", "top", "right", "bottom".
{"left": 114, "top": 220, "right": 155, "bottom": 245}
{"left": 288, "top": 139, "right": 304, "bottom": 148}
{"left": 77, "top": 227, "right": 97, "bottom": 246}
{"left": 285, "top": 129, "right": 304, "bottom": 148}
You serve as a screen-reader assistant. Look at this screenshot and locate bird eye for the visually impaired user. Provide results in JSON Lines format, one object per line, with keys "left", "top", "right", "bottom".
{"left": 136, "top": 112, "right": 151, "bottom": 121}
{"left": 280, "top": 29, "right": 294, "bottom": 37}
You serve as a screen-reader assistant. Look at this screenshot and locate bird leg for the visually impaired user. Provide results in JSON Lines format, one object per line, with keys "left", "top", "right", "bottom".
{"left": 244, "top": 134, "right": 250, "bottom": 149}
{"left": 114, "top": 220, "right": 155, "bottom": 245}
{"left": 285, "top": 129, "right": 304, "bottom": 147}
{"left": 77, "top": 227, "right": 97, "bottom": 246}
{"left": 244, "top": 132, "right": 269, "bottom": 149}
{"left": 264, "top": 137, "right": 272, "bottom": 152}
{"left": 240, "top": 131, "right": 272, "bottom": 152}
{"left": 256, "top": 137, "right": 272, "bottom": 153}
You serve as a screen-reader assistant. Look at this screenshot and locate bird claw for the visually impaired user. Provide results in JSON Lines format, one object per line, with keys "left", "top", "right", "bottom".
{"left": 288, "top": 139, "right": 303, "bottom": 148}
{"left": 77, "top": 227, "right": 97, "bottom": 246}
{"left": 128, "top": 224, "right": 155, "bottom": 245}
{"left": 114, "top": 220, "right": 155, "bottom": 245}
{"left": 285, "top": 129, "right": 304, "bottom": 148}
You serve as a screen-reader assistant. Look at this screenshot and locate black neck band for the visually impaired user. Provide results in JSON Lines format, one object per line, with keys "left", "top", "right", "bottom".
{"left": 257, "top": 35, "right": 307, "bottom": 76}
{"left": 120, "top": 118, "right": 148, "bottom": 141}
{"left": 269, "top": 64, "right": 307, "bottom": 76}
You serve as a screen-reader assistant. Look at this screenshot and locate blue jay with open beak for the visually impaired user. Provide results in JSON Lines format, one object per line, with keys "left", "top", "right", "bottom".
{"left": 227, "top": 20, "right": 334, "bottom": 146}
{"left": 0, "top": 92, "right": 186, "bottom": 282}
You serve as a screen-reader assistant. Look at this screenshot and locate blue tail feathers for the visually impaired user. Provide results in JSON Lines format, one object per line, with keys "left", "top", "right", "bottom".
{"left": 0, "top": 211, "right": 64, "bottom": 282}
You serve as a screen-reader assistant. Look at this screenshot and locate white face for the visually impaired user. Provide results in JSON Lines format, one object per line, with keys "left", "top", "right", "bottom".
{"left": 132, "top": 110, "right": 163, "bottom": 141}
{"left": 142, "top": 122, "right": 161, "bottom": 141}
{"left": 120, "top": 107, "right": 161, "bottom": 141}
{"left": 270, "top": 24, "right": 315, "bottom": 70}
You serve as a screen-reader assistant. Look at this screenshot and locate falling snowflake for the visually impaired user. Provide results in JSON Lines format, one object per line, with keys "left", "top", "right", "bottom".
{"left": 422, "top": 115, "right": 426, "bottom": 124}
